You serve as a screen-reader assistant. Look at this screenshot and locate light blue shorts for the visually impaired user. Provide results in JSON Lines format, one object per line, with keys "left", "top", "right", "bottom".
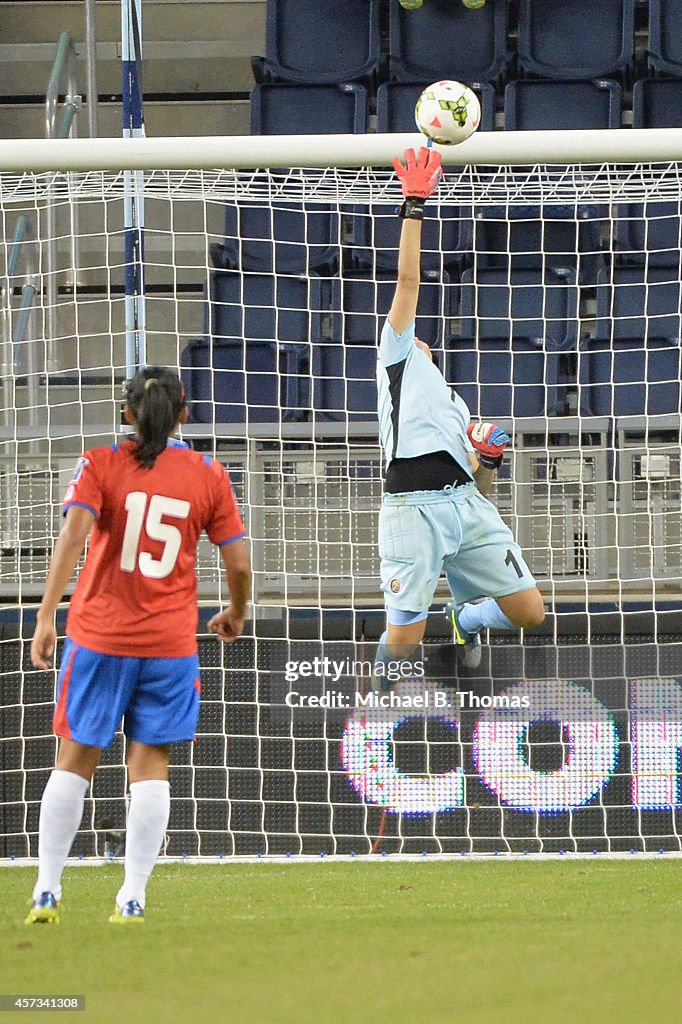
{"left": 378, "top": 482, "right": 536, "bottom": 613}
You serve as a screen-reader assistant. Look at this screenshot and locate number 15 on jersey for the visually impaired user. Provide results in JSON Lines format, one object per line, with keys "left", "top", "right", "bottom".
{"left": 121, "top": 492, "right": 190, "bottom": 579}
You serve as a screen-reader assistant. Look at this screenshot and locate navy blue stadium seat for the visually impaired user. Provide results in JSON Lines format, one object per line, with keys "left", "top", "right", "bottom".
{"left": 614, "top": 202, "right": 682, "bottom": 269}
{"left": 181, "top": 338, "right": 304, "bottom": 424}
{"left": 458, "top": 267, "right": 579, "bottom": 351}
{"left": 346, "top": 202, "right": 470, "bottom": 275}
{"left": 505, "top": 80, "right": 622, "bottom": 131}
{"left": 579, "top": 337, "right": 681, "bottom": 417}
{"left": 518, "top": 0, "right": 635, "bottom": 79}
{"left": 209, "top": 270, "right": 320, "bottom": 346}
{"left": 595, "top": 265, "right": 682, "bottom": 344}
{"left": 649, "top": 0, "right": 682, "bottom": 76}
{"left": 445, "top": 337, "right": 556, "bottom": 419}
{"left": 633, "top": 78, "right": 682, "bottom": 128}
{"left": 328, "top": 271, "right": 452, "bottom": 349}
{"left": 376, "top": 81, "right": 495, "bottom": 134}
{"left": 252, "top": 0, "right": 381, "bottom": 84}
{"left": 311, "top": 341, "right": 377, "bottom": 421}
{"left": 250, "top": 83, "right": 368, "bottom": 135}
{"left": 472, "top": 206, "right": 602, "bottom": 284}
{"left": 217, "top": 187, "right": 339, "bottom": 275}
{"left": 388, "top": 0, "right": 507, "bottom": 84}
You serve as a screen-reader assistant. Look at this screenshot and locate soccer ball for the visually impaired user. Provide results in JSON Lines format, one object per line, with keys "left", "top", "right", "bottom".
{"left": 414, "top": 80, "right": 481, "bottom": 146}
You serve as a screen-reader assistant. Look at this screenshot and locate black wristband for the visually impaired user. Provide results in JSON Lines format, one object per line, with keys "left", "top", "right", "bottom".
{"left": 478, "top": 452, "right": 504, "bottom": 470}
{"left": 399, "top": 197, "right": 426, "bottom": 220}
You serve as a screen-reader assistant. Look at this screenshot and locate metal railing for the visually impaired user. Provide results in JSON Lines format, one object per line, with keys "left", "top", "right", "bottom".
{"left": 84, "top": 0, "right": 100, "bottom": 140}
{"left": 1, "top": 12, "right": 99, "bottom": 433}
{"left": 1, "top": 215, "right": 40, "bottom": 429}
{"left": 45, "top": 32, "right": 82, "bottom": 142}
{"left": 44, "top": 31, "right": 82, "bottom": 374}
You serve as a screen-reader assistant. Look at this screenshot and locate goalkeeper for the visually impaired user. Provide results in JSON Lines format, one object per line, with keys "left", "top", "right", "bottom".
{"left": 375, "top": 147, "right": 544, "bottom": 678}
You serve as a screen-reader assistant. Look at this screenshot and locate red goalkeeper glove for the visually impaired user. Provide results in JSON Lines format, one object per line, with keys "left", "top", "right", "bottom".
{"left": 392, "top": 146, "right": 442, "bottom": 220}
{"left": 467, "top": 422, "right": 510, "bottom": 470}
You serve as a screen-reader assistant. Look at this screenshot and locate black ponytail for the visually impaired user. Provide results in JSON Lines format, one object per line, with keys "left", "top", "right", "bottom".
{"left": 126, "top": 366, "right": 186, "bottom": 469}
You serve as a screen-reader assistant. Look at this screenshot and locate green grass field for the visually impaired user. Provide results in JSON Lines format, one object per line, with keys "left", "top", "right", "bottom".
{"left": 1, "top": 860, "right": 680, "bottom": 1024}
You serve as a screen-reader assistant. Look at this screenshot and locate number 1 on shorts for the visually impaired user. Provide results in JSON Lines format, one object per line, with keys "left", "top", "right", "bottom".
{"left": 505, "top": 548, "right": 524, "bottom": 579}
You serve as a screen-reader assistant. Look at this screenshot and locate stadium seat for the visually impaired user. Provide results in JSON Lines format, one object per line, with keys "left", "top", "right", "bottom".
{"left": 472, "top": 206, "right": 602, "bottom": 284}
{"left": 328, "top": 271, "right": 453, "bottom": 350}
{"left": 310, "top": 341, "right": 377, "bottom": 421}
{"left": 376, "top": 81, "right": 495, "bottom": 134}
{"left": 196, "top": 269, "right": 324, "bottom": 421}
{"left": 504, "top": 80, "right": 622, "bottom": 132}
{"left": 181, "top": 338, "right": 304, "bottom": 423}
{"left": 346, "top": 202, "right": 470, "bottom": 276}
{"left": 209, "top": 270, "right": 320, "bottom": 347}
{"left": 614, "top": 201, "right": 682, "bottom": 269}
{"left": 458, "top": 267, "right": 580, "bottom": 351}
{"left": 633, "top": 78, "right": 682, "bottom": 128}
{"left": 217, "top": 186, "right": 339, "bottom": 275}
{"left": 445, "top": 337, "right": 557, "bottom": 419}
{"left": 595, "top": 265, "right": 682, "bottom": 344}
{"left": 621, "top": 83, "right": 682, "bottom": 268}
{"left": 578, "top": 337, "right": 681, "bottom": 417}
{"left": 388, "top": 0, "right": 508, "bottom": 84}
{"left": 518, "top": 0, "right": 635, "bottom": 80}
{"left": 649, "top": 0, "right": 682, "bottom": 76}
{"left": 250, "top": 83, "right": 368, "bottom": 135}
{"left": 252, "top": 0, "right": 381, "bottom": 85}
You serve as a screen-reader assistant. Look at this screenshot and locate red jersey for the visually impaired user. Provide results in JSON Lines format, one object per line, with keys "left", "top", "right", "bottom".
{"left": 62, "top": 439, "right": 245, "bottom": 658}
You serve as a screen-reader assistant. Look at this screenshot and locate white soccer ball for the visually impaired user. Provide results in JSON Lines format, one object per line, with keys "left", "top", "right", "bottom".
{"left": 415, "top": 80, "right": 481, "bottom": 146}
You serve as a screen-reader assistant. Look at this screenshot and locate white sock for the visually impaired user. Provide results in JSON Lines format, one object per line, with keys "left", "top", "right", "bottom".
{"left": 33, "top": 769, "right": 89, "bottom": 902}
{"left": 458, "top": 598, "right": 517, "bottom": 634}
{"left": 116, "top": 779, "right": 170, "bottom": 911}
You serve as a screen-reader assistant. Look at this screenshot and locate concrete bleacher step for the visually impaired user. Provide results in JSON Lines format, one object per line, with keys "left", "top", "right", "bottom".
{"left": 0, "top": 98, "right": 250, "bottom": 140}
{"left": 0, "top": 0, "right": 264, "bottom": 97}
{"left": 5, "top": 177, "right": 226, "bottom": 289}
{"left": 0, "top": 3, "right": 259, "bottom": 399}
{"left": 6, "top": 289, "right": 205, "bottom": 375}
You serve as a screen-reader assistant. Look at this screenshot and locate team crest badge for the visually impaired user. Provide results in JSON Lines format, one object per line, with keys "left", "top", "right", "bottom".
{"left": 390, "top": 578, "right": 401, "bottom": 593}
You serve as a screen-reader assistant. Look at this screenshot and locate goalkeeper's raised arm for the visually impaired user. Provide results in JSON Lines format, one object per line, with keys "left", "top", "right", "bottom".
{"left": 386, "top": 146, "right": 442, "bottom": 336}
{"left": 373, "top": 146, "right": 545, "bottom": 686}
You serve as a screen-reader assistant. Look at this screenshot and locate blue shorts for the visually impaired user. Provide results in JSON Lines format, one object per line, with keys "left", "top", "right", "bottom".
{"left": 379, "top": 481, "right": 536, "bottom": 613}
{"left": 53, "top": 637, "right": 201, "bottom": 748}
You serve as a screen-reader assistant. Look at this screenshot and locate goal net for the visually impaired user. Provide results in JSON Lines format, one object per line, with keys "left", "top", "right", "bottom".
{"left": 1, "top": 147, "right": 681, "bottom": 858}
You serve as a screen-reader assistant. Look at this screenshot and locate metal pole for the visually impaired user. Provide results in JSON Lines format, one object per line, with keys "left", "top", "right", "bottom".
{"left": 44, "top": 34, "right": 73, "bottom": 374}
{"left": 0, "top": 218, "right": 28, "bottom": 428}
{"left": 9, "top": 220, "right": 40, "bottom": 448}
{"left": 65, "top": 44, "right": 82, "bottom": 288}
{"left": 44, "top": 32, "right": 72, "bottom": 139}
{"left": 84, "top": 0, "right": 99, "bottom": 138}
{"left": 45, "top": 31, "right": 82, "bottom": 374}
{"left": 122, "top": 0, "right": 147, "bottom": 378}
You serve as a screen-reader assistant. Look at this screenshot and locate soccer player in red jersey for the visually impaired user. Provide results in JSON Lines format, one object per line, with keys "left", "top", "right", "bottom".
{"left": 25, "top": 367, "right": 251, "bottom": 925}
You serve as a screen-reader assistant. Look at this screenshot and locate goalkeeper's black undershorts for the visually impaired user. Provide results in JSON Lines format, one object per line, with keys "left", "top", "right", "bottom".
{"left": 384, "top": 450, "right": 471, "bottom": 494}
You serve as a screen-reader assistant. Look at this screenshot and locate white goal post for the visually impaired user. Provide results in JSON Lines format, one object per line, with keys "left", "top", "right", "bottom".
{"left": 1, "top": 127, "right": 682, "bottom": 170}
{"left": 1, "top": 129, "right": 682, "bottom": 860}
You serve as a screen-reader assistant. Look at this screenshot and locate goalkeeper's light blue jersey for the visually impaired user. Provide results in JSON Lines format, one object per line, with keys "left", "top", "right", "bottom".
{"left": 377, "top": 317, "right": 475, "bottom": 478}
